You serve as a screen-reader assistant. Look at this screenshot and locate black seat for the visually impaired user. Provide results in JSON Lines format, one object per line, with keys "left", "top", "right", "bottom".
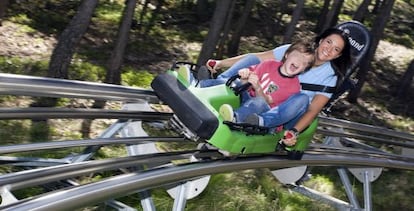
{"left": 324, "top": 20, "right": 371, "bottom": 112}
{"left": 336, "top": 20, "right": 371, "bottom": 79}
{"left": 151, "top": 73, "right": 219, "bottom": 139}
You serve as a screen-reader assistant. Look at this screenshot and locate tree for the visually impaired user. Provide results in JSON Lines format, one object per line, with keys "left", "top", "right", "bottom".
{"left": 196, "top": 0, "right": 234, "bottom": 66}
{"left": 143, "top": 0, "right": 165, "bottom": 37}
{"left": 372, "top": 0, "right": 383, "bottom": 14}
{"left": 315, "top": 0, "right": 331, "bottom": 32}
{"left": 227, "top": 0, "right": 255, "bottom": 57}
{"left": 283, "top": 0, "right": 305, "bottom": 43}
{"left": 216, "top": 0, "right": 236, "bottom": 59}
{"left": 196, "top": 0, "right": 210, "bottom": 21}
{"left": 256, "top": 1, "right": 279, "bottom": 42}
{"left": 353, "top": 0, "right": 372, "bottom": 22}
{"left": 82, "top": 0, "right": 137, "bottom": 139}
{"left": 30, "top": 0, "right": 98, "bottom": 141}
{"left": 396, "top": 60, "right": 414, "bottom": 99}
{"left": 276, "top": 0, "right": 290, "bottom": 23}
{"left": 321, "top": 0, "right": 344, "bottom": 31}
{"left": 48, "top": 0, "right": 99, "bottom": 79}
{"left": 0, "top": 0, "right": 9, "bottom": 26}
{"left": 136, "top": 0, "right": 150, "bottom": 34}
{"left": 105, "top": 0, "right": 137, "bottom": 85}
{"left": 348, "top": 0, "right": 396, "bottom": 102}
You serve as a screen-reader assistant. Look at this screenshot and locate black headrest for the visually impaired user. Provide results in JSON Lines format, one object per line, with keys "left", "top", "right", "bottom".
{"left": 336, "top": 21, "right": 371, "bottom": 75}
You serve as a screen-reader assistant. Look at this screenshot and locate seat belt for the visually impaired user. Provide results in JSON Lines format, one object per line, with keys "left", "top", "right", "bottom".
{"left": 300, "top": 83, "right": 336, "bottom": 94}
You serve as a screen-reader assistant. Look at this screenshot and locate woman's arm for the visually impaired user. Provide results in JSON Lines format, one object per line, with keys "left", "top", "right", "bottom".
{"left": 282, "top": 94, "right": 330, "bottom": 146}
{"left": 207, "top": 50, "right": 275, "bottom": 73}
{"left": 294, "top": 94, "right": 329, "bottom": 132}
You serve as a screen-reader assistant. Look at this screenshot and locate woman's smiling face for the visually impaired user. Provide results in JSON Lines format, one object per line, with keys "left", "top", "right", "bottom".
{"left": 316, "top": 34, "right": 345, "bottom": 64}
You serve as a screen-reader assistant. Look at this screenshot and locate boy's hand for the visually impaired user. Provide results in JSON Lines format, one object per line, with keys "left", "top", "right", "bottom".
{"left": 238, "top": 68, "right": 251, "bottom": 79}
{"left": 247, "top": 73, "right": 260, "bottom": 89}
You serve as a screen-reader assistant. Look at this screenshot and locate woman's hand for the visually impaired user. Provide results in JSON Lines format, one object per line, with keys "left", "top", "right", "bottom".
{"left": 206, "top": 59, "right": 221, "bottom": 73}
{"left": 281, "top": 129, "right": 299, "bottom": 146}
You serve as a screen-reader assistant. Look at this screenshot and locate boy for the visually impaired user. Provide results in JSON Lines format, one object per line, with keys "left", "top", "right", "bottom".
{"left": 218, "top": 39, "right": 315, "bottom": 131}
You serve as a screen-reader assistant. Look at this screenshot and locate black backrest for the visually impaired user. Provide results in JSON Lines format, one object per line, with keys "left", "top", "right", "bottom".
{"left": 323, "top": 21, "right": 371, "bottom": 113}
{"left": 336, "top": 20, "right": 371, "bottom": 78}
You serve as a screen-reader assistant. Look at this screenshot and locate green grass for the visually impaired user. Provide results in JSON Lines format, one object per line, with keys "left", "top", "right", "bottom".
{"left": 121, "top": 66, "right": 155, "bottom": 88}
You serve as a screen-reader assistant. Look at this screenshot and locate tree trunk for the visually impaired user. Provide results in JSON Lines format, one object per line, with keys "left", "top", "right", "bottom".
{"left": 0, "top": 0, "right": 9, "bottom": 25}
{"left": 396, "top": 60, "right": 414, "bottom": 99}
{"left": 277, "top": 0, "right": 290, "bottom": 21}
{"left": 372, "top": 0, "right": 383, "bottom": 14}
{"left": 48, "top": 0, "right": 98, "bottom": 79}
{"left": 353, "top": 0, "right": 372, "bottom": 22}
{"left": 321, "top": 0, "right": 344, "bottom": 31}
{"left": 315, "top": 0, "right": 331, "bottom": 32}
{"left": 272, "top": 0, "right": 289, "bottom": 35}
{"left": 196, "top": 0, "right": 210, "bottom": 21}
{"left": 32, "top": 0, "right": 97, "bottom": 141}
{"left": 283, "top": 0, "right": 305, "bottom": 43}
{"left": 330, "top": 0, "right": 344, "bottom": 26}
{"left": 105, "top": 0, "right": 137, "bottom": 85}
{"left": 137, "top": 0, "right": 150, "bottom": 33}
{"left": 216, "top": 0, "right": 236, "bottom": 59}
{"left": 196, "top": 0, "right": 233, "bottom": 66}
{"left": 348, "top": 0, "right": 395, "bottom": 103}
{"left": 227, "top": 0, "right": 255, "bottom": 57}
{"left": 257, "top": 2, "right": 278, "bottom": 41}
{"left": 143, "top": 0, "right": 164, "bottom": 37}
{"left": 82, "top": 0, "right": 137, "bottom": 139}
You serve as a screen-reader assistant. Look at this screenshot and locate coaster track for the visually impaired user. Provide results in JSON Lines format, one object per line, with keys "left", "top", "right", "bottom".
{"left": 0, "top": 73, "right": 413, "bottom": 211}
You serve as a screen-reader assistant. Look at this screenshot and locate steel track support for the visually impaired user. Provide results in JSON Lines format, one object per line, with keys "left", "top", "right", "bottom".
{"left": 363, "top": 170, "right": 372, "bottom": 211}
{"left": 325, "top": 133, "right": 381, "bottom": 211}
{"left": 104, "top": 200, "right": 137, "bottom": 211}
{"left": 290, "top": 184, "right": 352, "bottom": 211}
{"left": 166, "top": 155, "right": 211, "bottom": 210}
{"left": 337, "top": 167, "right": 361, "bottom": 210}
{"left": 119, "top": 101, "right": 158, "bottom": 211}
{"left": 172, "top": 182, "right": 187, "bottom": 211}
{"left": 69, "top": 120, "right": 128, "bottom": 162}
{"left": 0, "top": 187, "right": 18, "bottom": 206}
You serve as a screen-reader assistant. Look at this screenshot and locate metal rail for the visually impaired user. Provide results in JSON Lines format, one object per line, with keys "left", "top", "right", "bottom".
{"left": 0, "top": 136, "right": 185, "bottom": 154}
{"left": 2, "top": 151, "right": 414, "bottom": 211}
{"left": 0, "top": 107, "right": 172, "bottom": 120}
{"left": 0, "top": 145, "right": 412, "bottom": 204}
{"left": 318, "top": 115, "right": 414, "bottom": 142}
{"left": 0, "top": 73, "right": 158, "bottom": 102}
{"left": 0, "top": 108, "right": 410, "bottom": 149}
{"left": 317, "top": 128, "right": 414, "bottom": 148}
{"left": 1, "top": 72, "right": 414, "bottom": 211}
{"left": 0, "top": 150, "right": 199, "bottom": 190}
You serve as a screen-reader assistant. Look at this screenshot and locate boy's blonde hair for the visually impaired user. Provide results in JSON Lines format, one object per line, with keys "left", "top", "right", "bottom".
{"left": 281, "top": 38, "right": 316, "bottom": 71}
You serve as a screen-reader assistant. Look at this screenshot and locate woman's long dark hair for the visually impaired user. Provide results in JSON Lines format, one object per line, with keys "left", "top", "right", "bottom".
{"left": 314, "top": 28, "right": 353, "bottom": 86}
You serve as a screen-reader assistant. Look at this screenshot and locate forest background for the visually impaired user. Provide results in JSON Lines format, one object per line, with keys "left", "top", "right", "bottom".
{"left": 0, "top": 0, "right": 413, "bottom": 210}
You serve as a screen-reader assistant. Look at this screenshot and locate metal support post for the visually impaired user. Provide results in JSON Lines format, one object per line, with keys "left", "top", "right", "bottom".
{"left": 172, "top": 182, "right": 187, "bottom": 211}
{"left": 120, "top": 101, "right": 157, "bottom": 211}
{"left": 363, "top": 171, "right": 372, "bottom": 211}
{"left": 337, "top": 167, "right": 361, "bottom": 209}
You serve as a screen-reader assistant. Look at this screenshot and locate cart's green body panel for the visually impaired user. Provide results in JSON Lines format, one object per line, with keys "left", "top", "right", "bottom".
{"left": 151, "top": 70, "right": 316, "bottom": 158}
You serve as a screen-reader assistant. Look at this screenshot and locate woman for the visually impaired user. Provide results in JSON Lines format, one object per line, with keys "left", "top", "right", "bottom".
{"left": 205, "top": 28, "right": 352, "bottom": 147}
